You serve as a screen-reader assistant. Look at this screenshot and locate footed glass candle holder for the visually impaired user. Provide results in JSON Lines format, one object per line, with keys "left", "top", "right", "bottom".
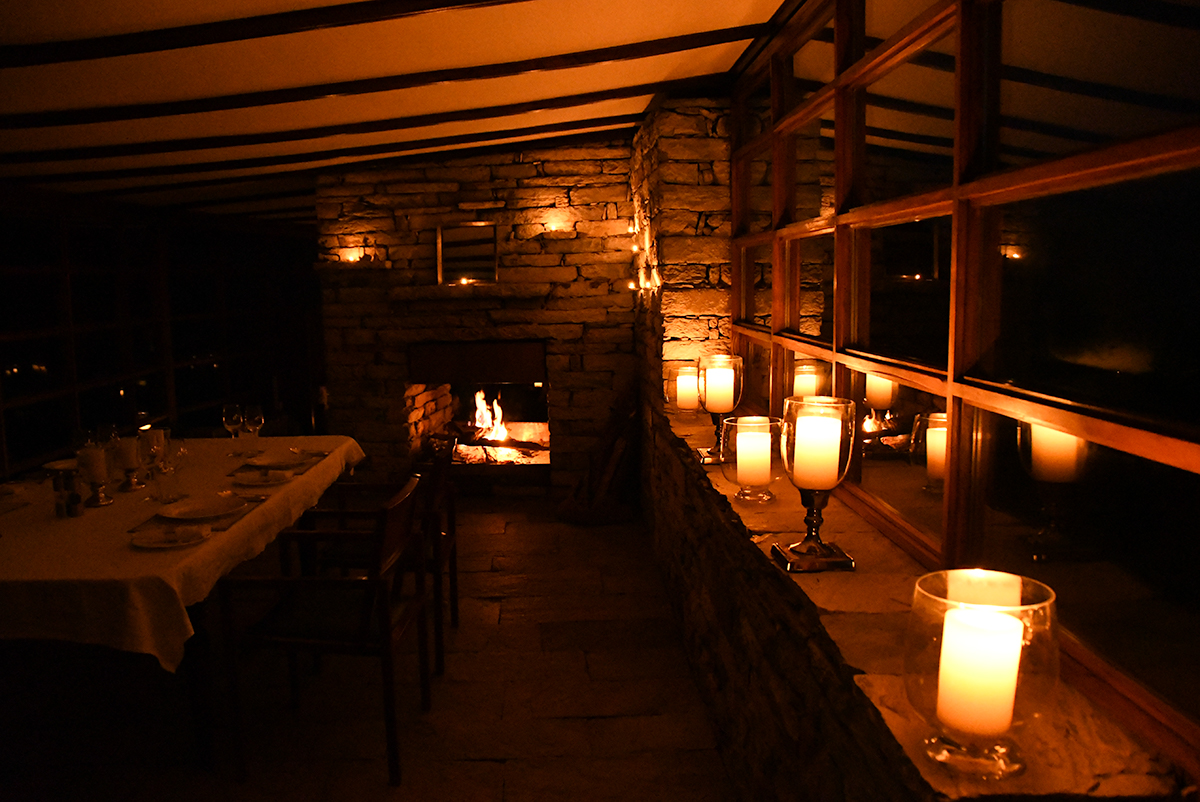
{"left": 1017, "top": 421, "right": 1091, "bottom": 561}
{"left": 911, "top": 412, "right": 948, "bottom": 493}
{"left": 719, "top": 416, "right": 782, "bottom": 503}
{"left": 696, "top": 354, "right": 743, "bottom": 463}
{"left": 772, "top": 396, "right": 856, "bottom": 572}
{"left": 904, "top": 569, "right": 1058, "bottom": 780}
{"left": 667, "top": 364, "right": 701, "bottom": 413}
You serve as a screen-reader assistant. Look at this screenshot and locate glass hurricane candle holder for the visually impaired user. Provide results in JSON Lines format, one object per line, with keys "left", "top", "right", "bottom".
{"left": 116, "top": 436, "right": 146, "bottom": 492}
{"left": 791, "top": 359, "right": 828, "bottom": 398}
{"left": 76, "top": 444, "right": 114, "bottom": 507}
{"left": 696, "top": 354, "right": 743, "bottom": 463}
{"left": 719, "top": 416, "right": 782, "bottom": 503}
{"left": 910, "top": 412, "right": 948, "bottom": 493}
{"left": 666, "top": 364, "right": 701, "bottom": 413}
{"left": 772, "top": 396, "right": 856, "bottom": 572}
{"left": 904, "top": 569, "right": 1058, "bottom": 780}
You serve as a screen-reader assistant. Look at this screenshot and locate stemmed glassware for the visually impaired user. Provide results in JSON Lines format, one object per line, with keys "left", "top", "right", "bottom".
{"left": 773, "top": 396, "right": 857, "bottom": 572}
{"left": 242, "top": 405, "right": 265, "bottom": 453}
{"left": 222, "top": 404, "right": 243, "bottom": 456}
{"left": 696, "top": 354, "right": 743, "bottom": 463}
{"left": 719, "top": 416, "right": 782, "bottom": 503}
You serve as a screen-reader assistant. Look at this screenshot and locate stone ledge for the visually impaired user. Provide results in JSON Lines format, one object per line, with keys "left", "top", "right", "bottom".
{"left": 660, "top": 408, "right": 1180, "bottom": 800}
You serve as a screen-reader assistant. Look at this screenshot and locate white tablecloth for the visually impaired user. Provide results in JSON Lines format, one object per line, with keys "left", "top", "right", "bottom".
{"left": 0, "top": 435, "right": 365, "bottom": 671}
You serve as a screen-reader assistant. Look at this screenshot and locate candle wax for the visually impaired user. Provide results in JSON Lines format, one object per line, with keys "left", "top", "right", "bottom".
{"left": 937, "top": 608, "right": 1024, "bottom": 736}
{"left": 792, "top": 415, "right": 842, "bottom": 490}
{"left": 676, "top": 373, "right": 699, "bottom": 410}
{"left": 705, "top": 367, "right": 736, "bottom": 413}
{"left": 736, "top": 430, "right": 772, "bottom": 487}
{"left": 925, "top": 427, "right": 947, "bottom": 480}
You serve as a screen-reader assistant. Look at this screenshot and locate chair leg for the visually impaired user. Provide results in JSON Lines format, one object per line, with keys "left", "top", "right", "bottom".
{"left": 448, "top": 542, "right": 459, "bottom": 628}
{"left": 432, "top": 552, "right": 446, "bottom": 676}
{"left": 380, "top": 639, "right": 402, "bottom": 786}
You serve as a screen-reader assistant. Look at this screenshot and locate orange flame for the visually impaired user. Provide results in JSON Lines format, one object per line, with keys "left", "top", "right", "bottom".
{"left": 473, "top": 390, "right": 508, "bottom": 441}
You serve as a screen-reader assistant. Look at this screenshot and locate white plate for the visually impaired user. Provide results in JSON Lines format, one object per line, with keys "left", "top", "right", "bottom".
{"left": 159, "top": 494, "right": 247, "bottom": 520}
{"left": 245, "top": 452, "right": 308, "bottom": 470}
{"left": 131, "top": 527, "right": 210, "bottom": 550}
{"left": 43, "top": 459, "right": 79, "bottom": 472}
{"left": 233, "top": 473, "right": 291, "bottom": 487}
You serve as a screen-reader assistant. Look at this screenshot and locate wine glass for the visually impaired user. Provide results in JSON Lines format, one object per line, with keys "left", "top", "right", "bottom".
{"left": 242, "top": 405, "right": 265, "bottom": 453}
{"left": 222, "top": 404, "right": 243, "bottom": 456}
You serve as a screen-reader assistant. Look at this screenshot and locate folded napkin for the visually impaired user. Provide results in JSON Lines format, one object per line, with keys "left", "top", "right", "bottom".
{"left": 170, "top": 524, "right": 212, "bottom": 542}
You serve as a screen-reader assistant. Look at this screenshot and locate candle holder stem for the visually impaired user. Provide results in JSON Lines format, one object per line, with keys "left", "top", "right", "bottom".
{"left": 85, "top": 481, "right": 114, "bottom": 507}
{"left": 696, "top": 412, "right": 724, "bottom": 464}
{"left": 771, "top": 489, "right": 855, "bottom": 572}
{"left": 923, "top": 733, "right": 1024, "bottom": 781}
{"left": 119, "top": 467, "right": 146, "bottom": 492}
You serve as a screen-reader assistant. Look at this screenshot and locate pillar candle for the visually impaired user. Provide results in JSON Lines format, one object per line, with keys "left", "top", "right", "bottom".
{"left": 736, "top": 417, "right": 772, "bottom": 487}
{"left": 792, "top": 415, "right": 842, "bottom": 490}
{"left": 705, "top": 367, "right": 736, "bottom": 413}
{"left": 793, "top": 371, "right": 820, "bottom": 398}
{"left": 925, "top": 426, "right": 947, "bottom": 480}
{"left": 1030, "top": 424, "right": 1085, "bottom": 483}
{"left": 117, "top": 437, "right": 141, "bottom": 471}
{"left": 947, "top": 569, "right": 1022, "bottom": 607}
{"left": 865, "top": 375, "right": 897, "bottom": 410}
{"left": 936, "top": 608, "right": 1024, "bottom": 736}
{"left": 76, "top": 446, "right": 108, "bottom": 484}
{"left": 676, "top": 370, "right": 699, "bottom": 410}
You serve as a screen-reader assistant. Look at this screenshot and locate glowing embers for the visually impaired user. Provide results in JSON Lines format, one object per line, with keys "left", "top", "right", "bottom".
{"left": 454, "top": 389, "right": 549, "bottom": 466}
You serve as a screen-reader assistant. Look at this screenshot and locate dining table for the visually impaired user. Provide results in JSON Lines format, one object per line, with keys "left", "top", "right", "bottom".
{"left": 0, "top": 434, "right": 366, "bottom": 673}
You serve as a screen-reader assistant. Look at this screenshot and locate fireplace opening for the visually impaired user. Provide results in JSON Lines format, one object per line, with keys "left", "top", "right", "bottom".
{"left": 448, "top": 382, "right": 550, "bottom": 466}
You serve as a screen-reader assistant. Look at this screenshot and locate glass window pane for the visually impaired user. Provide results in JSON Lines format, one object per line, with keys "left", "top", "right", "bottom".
{"left": 854, "top": 369, "right": 947, "bottom": 543}
{"left": 739, "top": 242, "right": 773, "bottom": 328}
{"left": 866, "top": 0, "right": 944, "bottom": 44}
{"left": 783, "top": 235, "right": 834, "bottom": 342}
{"left": 747, "top": 145, "right": 773, "bottom": 235}
{"left": 999, "top": 0, "right": 1200, "bottom": 169}
{"left": 970, "top": 409, "right": 1200, "bottom": 724}
{"left": 859, "top": 218, "right": 951, "bottom": 368}
{"left": 971, "top": 168, "right": 1200, "bottom": 435}
{"left": 743, "top": 340, "right": 772, "bottom": 413}
{"left": 863, "top": 34, "right": 957, "bottom": 206}
{"left": 790, "top": 27, "right": 835, "bottom": 115}
{"left": 794, "top": 112, "right": 836, "bottom": 222}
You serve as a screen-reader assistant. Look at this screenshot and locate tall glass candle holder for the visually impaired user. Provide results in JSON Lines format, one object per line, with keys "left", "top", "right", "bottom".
{"left": 773, "top": 396, "right": 856, "bottom": 572}
{"left": 904, "top": 569, "right": 1058, "bottom": 780}
{"left": 696, "top": 354, "right": 743, "bottom": 463}
{"left": 719, "top": 416, "right": 782, "bottom": 503}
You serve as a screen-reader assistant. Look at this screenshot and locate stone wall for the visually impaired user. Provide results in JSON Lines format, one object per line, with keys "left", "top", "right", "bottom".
{"left": 315, "top": 139, "right": 639, "bottom": 487}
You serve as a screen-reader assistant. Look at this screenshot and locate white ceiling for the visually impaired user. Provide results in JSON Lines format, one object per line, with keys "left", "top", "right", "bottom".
{"left": 0, "top": 0, "right": 791, "bottom": 227}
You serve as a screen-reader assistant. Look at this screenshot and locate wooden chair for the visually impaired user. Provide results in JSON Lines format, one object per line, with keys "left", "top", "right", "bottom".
{"left": 219, "top": 476, "right": 428, "bottom": 786}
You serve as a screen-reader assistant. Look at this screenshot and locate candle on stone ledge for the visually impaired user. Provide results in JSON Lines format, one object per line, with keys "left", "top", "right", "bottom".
{"left": 925, "top": 426, "right": 947, "bottom": 480}
{"left": 865, "top": 374, "right": 898, "bottom": 410}
{"left": 675, "top": 368, "right": 699, "bottom": 411}
{"left": 792, "top": 415, "right": 842, "bottom": 489}
{"left": 736, "top": 416, "right": 772, "bottom": 487}
{"left": 705, "top": 367, "right": 736, "bottom": 414}
{"left": 1030, "top": 424, "right": 1085, "bottom": 483}
{"left": 936, "top": 608, "right": 1024, "bottom": 736}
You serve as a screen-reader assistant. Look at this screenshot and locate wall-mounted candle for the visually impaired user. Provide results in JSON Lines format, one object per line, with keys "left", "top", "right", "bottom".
{"left": 936, "top": 608, "right": 1024, "bottom": 736}
{"left": 736, "top": 416, "right": 772, "bottom": 487}
{"left": 792, "top": 415, "right": 843, "bottom": 489}
{"left": 947, "top": 569, "right": 1022, "bottom": 607}
{"left": 925, "top": 425, "right": 947, "bottom": 480}
{"left": 793, "top": 367, "right": 821, "bottom": 397}
{"left": 1030, "top": 424, "right": 1085, "bottom": 483}
{"left": 865, "top": 374, "right": 898, "bottom": 410}
{"left": 675, "top": 367, "right": 699, "bottom": 410}
{"left": 705, "top": 367, "right": 736, "bottom": 413}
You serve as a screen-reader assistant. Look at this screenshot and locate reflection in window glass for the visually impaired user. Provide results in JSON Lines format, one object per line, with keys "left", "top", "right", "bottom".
{"left": 791, "top": 27, "right": 835, "bottom": 114}
{"left": 784, "top": 235, "right": 834, "bottom": 342}
{"left": 743, "top": 340, "right": 772, "bottom": 413}
{"left": 866, "top": 0, "right": 942, "bottom": 44}
{"left": 747, "top": 145, "right": 774, "bottom": 235}
{"left": 973, "top": 168, "right": 1200, "bottom": 434}
{"left": 794, "top": 113, "right": 835, "bottom": 222}
{"left": 999, "top": 0, "right": 1200, "bottom": 169}
{"left": 788, "top": 356, "right": 832, "bottom": 398}
{"left": 855, "top": 369, "right": 946, "bottom": 542}
{"left": 863, "top": 35, "right": 956, "bottom": 206}
{"left": 971, "top": 409, "right": 1200, "bottom": 724}
{"left": 740, "top": 242, "right": 773, "bottom": 328}
{"left": 861, "top": 219, "right": 951, "bottom": 367}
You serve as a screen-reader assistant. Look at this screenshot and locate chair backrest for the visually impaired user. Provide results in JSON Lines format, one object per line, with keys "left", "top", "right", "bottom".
{"left": 378, "top": 475, "right": 421, "bottom": 578}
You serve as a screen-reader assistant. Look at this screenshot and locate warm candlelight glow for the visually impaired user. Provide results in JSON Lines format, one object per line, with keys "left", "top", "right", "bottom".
{"left": 792, "top": 415, "right": 842, "bottom": 489}
{"left": 865, "top": 375, "right": 898, "bottom": 410}
{"left": 1030, "top": 424, "right": 1085, "bottom": 483}
{"left": 676, "top": 368, "right": 699, "bottom": 410}
{"left": 793, "top": 368, "right": 820, "bottom": 397}
{"left": 736, "top": 416, "right": 772, "bottom": 487}
{"left": 705, "top": 367, "right": 736, "bottom": 413}
{"left": 925, "top": 426, "right": 947, "bottom": 480}
{"left": 947, "top": 569, "right": 1022, "bottom": 607}
{"left": 937, "top": 608, "right": 1024, "bottom": 736}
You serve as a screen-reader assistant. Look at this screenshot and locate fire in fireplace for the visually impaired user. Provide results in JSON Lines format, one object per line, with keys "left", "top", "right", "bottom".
{"left": 449, "top": 383, "right": 550, "bottom": 466}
